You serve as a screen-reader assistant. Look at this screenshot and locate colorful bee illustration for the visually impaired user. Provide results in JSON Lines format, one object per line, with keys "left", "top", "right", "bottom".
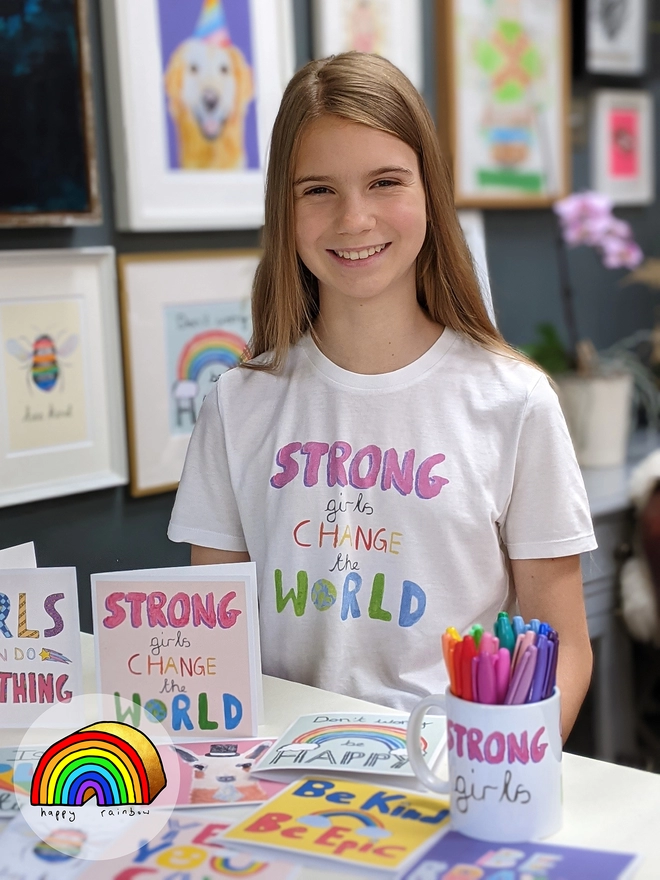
{"left": 6, "top": 333, "right": 79, "bottom": 392}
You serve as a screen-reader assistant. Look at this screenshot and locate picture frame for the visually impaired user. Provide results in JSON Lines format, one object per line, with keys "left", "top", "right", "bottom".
{"left": 0, "top": 249, "right": 128, "bottom": 508}
{"left": 0, "top": 0, "right": 101, "bottom": 227}
{"left": 118, "top": 250, "right": 260, "bottom": 496}
{"left": 311, "top": 0, "right": 423, "bottom": 89}
{"left": 591, "top": 89, "right": 655, "bottom": 205}
{"left": 100, "top": 0, "right": 295, "bottom": 231}
{"left": 586, "top": 0, "right": 648, "bottom": 76}
{"left": 436, "top": 0, "right": 571, "bottom": 209}
{"left": 457, "top": 210, "right": 495, "bottom": 326}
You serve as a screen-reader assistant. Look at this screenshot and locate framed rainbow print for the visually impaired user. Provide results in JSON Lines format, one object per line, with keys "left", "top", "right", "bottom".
{"left": 0, "top": 249, "right": 127, "bottom": 507}
{"left": 118, "top": 250, "right": 259, "bottom": 496}
{"left": 436, "top": 0, "right": 571, "bottom": 208}
{"left": 100, "top": 0, "right": 294, "bottom": 230}
{"left": 591, "top": 90, "right": 655, "bottom": 205}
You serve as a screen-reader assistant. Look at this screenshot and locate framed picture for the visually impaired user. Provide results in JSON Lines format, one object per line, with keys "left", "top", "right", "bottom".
{"left": 586, "top": 0, "right": 648, "bottom": 75}
{"left": 119, "top": 250, "right": 260, "bottom": 496}
{"left": 591, "top": 89, "right": 655, "bottom": 205}
{"left": 0, "top": 0, "right": 100, "bottom": 227}
{"left": 457, "top": 210, "right": 495, "bottom": 325}
{"left": 100, "top": 0, "right": 294, "bottom": 231}
{"left": 0, "top": 249, "right": 127, "bottom": 508}
{"left": 436, "top": 0, "right": 571, "bottom": 208}
{"left": 311, "top": 0, "right": 423, "bottom": 89}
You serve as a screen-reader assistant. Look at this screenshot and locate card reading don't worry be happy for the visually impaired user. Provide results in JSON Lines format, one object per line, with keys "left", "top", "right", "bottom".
{"left": 91, "top": 563, "right": 261, "bottom": 739}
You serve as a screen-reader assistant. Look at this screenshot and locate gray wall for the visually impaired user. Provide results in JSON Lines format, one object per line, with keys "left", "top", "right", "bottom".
{"left": 1, "top": 0, "right": 659, "bottom": 631}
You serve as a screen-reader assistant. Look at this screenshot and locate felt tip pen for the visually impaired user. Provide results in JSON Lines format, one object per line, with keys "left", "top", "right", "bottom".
{"left": 460, "top": 635, "right": 478, "bottom": 702}
{"left": 512, "top": 615, "right": 526, "bottom": 639}
{"left": 495, "top": 612, "right": 516, "bottom": 656}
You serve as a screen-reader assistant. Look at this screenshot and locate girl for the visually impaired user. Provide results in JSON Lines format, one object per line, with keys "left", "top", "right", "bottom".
{"left": 169, "top": 53, "right": 596, "bottom": 740}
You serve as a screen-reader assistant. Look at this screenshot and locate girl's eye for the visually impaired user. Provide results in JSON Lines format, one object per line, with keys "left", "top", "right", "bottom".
{"left": 373, "top": 179, "right": 399, "bottom": 188}
{"left": 304, "top": 186, "right": 332, "bottom": 196}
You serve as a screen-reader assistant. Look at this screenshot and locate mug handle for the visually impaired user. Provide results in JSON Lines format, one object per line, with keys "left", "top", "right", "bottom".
{"left": 406, "top": 693, "right": 450, "bottom": 794}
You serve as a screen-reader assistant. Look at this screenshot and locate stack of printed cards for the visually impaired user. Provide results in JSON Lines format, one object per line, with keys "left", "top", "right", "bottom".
{"left": 252, "top": 712, "right": 446, "bottom": 790}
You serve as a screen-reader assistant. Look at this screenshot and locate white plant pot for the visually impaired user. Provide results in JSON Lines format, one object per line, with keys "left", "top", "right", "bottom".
{"left": 555, "top": 372, "right": 633, "bottom": 468}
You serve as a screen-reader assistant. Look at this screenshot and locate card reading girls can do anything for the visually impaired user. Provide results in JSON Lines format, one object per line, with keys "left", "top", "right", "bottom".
{"left": 0, "top": 568, "right": 83, "bottom": 727}
{"left": 91, "top": 563, "right": 261, "bottom": 738}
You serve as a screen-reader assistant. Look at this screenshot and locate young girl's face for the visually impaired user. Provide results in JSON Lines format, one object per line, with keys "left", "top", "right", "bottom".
{"left": 293, "top": 115, "right": 427, "bottom": 311}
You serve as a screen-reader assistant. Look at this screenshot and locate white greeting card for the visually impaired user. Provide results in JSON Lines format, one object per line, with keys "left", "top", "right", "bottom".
{"left": 91, "top": 564, "right": 262, "bottom": 739}
{"left": 0, "top": 568, "right": 83, "bottom": 728}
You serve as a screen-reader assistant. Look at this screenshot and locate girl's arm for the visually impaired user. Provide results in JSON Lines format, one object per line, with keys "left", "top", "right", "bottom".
{"left": 191, "top": 545, "right": 250, "bottom": 565}
{"left": 511, "top": 554, "right": 593, "bottom": 743}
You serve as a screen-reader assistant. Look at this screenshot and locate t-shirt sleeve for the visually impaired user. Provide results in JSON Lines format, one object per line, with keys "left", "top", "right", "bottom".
{"left": 500, "top": 374, "right": 597, "bottom": 559}
{"left": 167, "top": 381, "right": 247, "bottom": 552}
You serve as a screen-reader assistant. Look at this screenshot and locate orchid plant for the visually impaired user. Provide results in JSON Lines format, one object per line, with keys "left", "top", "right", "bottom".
{"left": 523, "top": 191, "right": 644, "bottom": 375}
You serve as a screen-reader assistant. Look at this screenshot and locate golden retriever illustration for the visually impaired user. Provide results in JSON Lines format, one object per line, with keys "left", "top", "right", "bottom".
{"left": 164, "top": 36, "right": 253, "bottom": 170}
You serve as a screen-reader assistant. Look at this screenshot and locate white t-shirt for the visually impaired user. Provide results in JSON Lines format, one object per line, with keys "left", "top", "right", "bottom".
{"left": 168, "top": 328, "right": 597, "bottom": 710}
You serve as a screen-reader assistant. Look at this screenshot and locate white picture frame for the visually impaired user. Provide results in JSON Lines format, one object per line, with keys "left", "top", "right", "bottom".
{"left": 119, "top": 250, "right": 260, "bottom": 496}
{"left": 100, "top": 0, "right": 295, "bottom": 231}
{"left": 312, "top": 0, "right": 423, "bottom": 90}
{"left": 586, "top": 0, "right": 648, "bottom": 76}
{"left": 0, "top": 248, "right": 128, "bottom": 507}
{"left": 457, "top": 210, "right": 495, "bottom": 326}
{"left": 591, "top": 89, "right": 655, "bottom": 206}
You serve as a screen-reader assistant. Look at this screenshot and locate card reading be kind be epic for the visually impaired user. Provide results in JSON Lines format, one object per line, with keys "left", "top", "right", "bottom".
{"left": 91, "top": 564, "right": 261, "bottom": 738}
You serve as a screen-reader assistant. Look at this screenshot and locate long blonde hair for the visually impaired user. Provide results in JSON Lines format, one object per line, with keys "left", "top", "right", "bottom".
{"left": 246, "top": 52, "right": 519, "bottom": 371}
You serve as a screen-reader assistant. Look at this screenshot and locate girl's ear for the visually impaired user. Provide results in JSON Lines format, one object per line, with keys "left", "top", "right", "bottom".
{"left": 227, "top": 46, "right": 254, "bottom": 117}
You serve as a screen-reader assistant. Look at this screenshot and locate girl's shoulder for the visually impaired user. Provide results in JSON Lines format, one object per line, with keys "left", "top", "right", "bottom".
{"left": 450, "top": 331, "right": 548, "bottom": 397}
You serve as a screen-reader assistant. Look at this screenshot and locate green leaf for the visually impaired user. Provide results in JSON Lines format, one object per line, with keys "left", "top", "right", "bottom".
{"left": 520, "top": 324, "right": 571, "bottom": 374}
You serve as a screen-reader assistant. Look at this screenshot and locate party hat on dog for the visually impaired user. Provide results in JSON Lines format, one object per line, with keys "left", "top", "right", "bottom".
{"left": 194, "top": 0, "right": 230, "bottom": 47}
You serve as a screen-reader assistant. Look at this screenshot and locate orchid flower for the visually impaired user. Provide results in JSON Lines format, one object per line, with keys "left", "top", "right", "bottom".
{"left": 553, "top": 191, "right": 644, "bottom": 270}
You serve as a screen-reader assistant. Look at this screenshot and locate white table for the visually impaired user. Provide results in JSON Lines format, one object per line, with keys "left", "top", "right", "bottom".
{"left": 2, "top": 634, "right": 660, "bottom": 878}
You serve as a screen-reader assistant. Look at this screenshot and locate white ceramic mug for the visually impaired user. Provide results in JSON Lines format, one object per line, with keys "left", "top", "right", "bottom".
{"left": 407, "top": 688, "right": 562, "bottom": 842}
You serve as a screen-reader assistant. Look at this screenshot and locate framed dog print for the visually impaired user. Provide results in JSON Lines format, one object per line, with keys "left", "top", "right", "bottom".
{"left": 0, "top": 249, "right": 127, "bottom": 507}
{"left": 436, "top": 0, "right": 571, "bottom": 208}
{"left": 0, "top": 0, "right": 100, "bottom": 227}
{"left": 101, "top": 0, "right": 294, "bottom": 230}
{"left": 586, "top": 0, "right": 648, "bottom": 75}
{"left": 312, "top": 0, "right": 423, "bottom": 89}
{"left": 591, "top": 90, "right": 655, "bottom": 205}
{"left": 119, "top": 250, "right": 259, "bottom": 496}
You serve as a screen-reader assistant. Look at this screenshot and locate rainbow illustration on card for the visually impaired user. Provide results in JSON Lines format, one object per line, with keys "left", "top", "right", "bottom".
{"left": 289, "top": 724, "right": 425, "bottom": 753}
{"left": 253, "top": 713, "right": 446, "bottom": 778}
{"left": 208, "top": 856, "right": 269, "bottom": 876}
{"left": 176, "top": 329, "right": 247, "bottom": 381}
{"left": 30, "top": 721, "right": 166, "bottom": 806}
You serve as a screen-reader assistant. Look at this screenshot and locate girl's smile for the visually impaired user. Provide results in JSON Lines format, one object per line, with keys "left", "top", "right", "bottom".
{"left": 328, "top": 241, "right": 392, "bottom": 266}
{"left": 293, "top": 116, "right": 427, "bottom": 311}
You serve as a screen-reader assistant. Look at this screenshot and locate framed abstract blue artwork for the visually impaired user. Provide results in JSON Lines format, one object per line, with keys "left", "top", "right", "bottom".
{"left": 0, "top": 0, "right": 101, "bottom": 226}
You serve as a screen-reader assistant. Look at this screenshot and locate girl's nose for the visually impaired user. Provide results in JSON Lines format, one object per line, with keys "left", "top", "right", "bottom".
{"left": 336, "top": 195, "right": 375, "bottom": 236}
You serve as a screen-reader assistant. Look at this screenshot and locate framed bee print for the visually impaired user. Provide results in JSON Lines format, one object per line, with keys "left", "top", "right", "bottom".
{"left": 591, "top": 89, "right": 655, "bottom": 205}
{"left": 586, "top": 0, "right": 648, "bottom": 75}
{"left": 311, "top": 0, "right": 423, "bottom": 89}
{"left": 100, "top": 0, "right": 294, "bottom": 230}
{"left": 0, "top": 0, "right": 101, "bottom": 227}
{"left": 0, "top": 249, "right": 128, "bottom": 507}
{"left": 436, "top": 0, "right": 571, "bottom": 208}
{"left": 118, "top": 250, "right": 259, "bottom": 496}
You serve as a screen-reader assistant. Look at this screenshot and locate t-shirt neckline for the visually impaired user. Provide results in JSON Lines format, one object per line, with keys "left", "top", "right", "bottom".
{"left": 299, "top": 326, "right": 456, "bottom": 389}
